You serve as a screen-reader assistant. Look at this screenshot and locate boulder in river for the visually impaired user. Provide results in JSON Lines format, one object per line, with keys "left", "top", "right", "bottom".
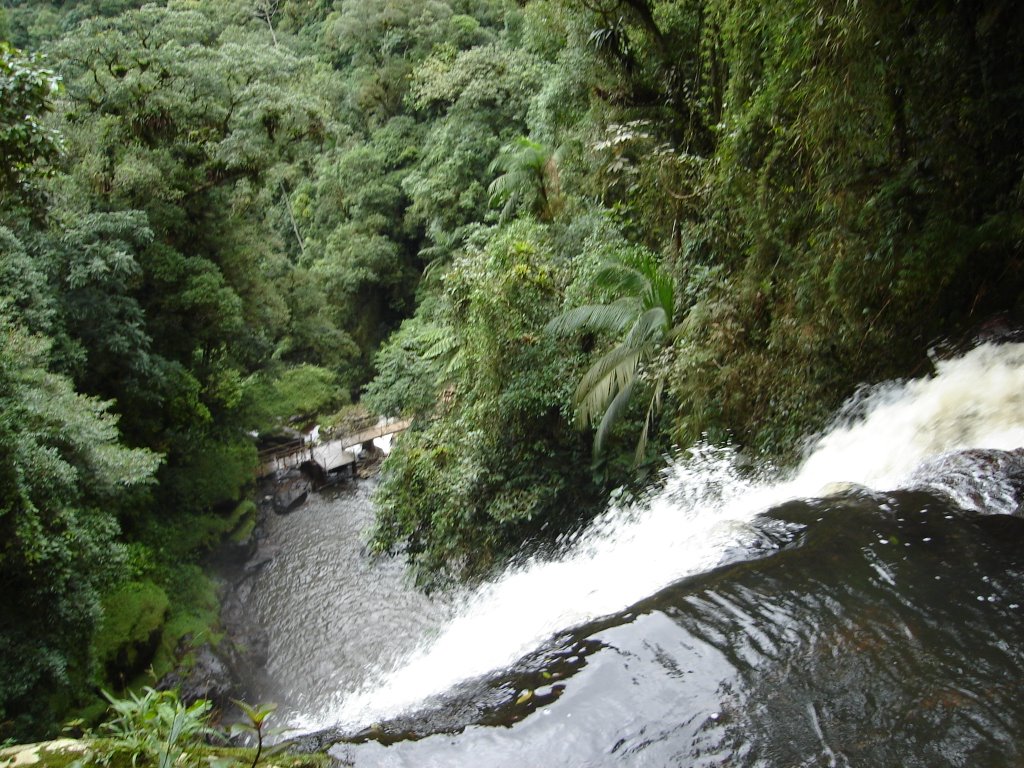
{"left": 273, "top": 468, "right": 312, "bottom": 514}
{"left": 356, "top": 440, "right": 386, "bottom": 478}
{"left": 300, "top": 458, "right": 328, "bottom": 487}
{"left": 908, "top": 447, "right": 1024, "bottom": 516}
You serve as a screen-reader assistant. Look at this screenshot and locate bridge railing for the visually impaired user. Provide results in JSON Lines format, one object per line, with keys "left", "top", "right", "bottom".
{"left": 329, "top": 414, "right": 386, "bottom": 439}
{"left": 337, "top": 416, "right": 410, "bottom": 447}
{"left": 258, "top": 438, "right": 311, "bottom": 475}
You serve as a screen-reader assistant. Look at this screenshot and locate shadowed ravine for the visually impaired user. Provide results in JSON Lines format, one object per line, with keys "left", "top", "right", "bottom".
{"left": 242, "top": 343, "right": 1024, "bottom": 767}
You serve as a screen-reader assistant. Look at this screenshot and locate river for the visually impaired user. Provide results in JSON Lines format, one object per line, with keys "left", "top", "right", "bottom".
{"left": 238, "top": 341, "right": 1024, "bottom": 767}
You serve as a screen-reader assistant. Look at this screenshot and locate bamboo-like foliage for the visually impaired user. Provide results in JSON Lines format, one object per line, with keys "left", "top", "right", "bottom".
{"left": 546, "top": 251, "right": 677, "bottom": 462}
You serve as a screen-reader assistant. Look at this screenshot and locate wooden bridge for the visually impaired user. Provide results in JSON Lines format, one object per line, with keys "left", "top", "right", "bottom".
{"left": 257, "top": 417, "right": 411, "bottom": 478}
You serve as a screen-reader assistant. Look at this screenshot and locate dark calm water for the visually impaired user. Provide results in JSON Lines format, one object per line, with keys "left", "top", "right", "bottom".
{"left": 241, "top": 343, "right": 1024, "bottom": 767}
{"left": 322, "top": 487, "right": 1024, "bottom": 768}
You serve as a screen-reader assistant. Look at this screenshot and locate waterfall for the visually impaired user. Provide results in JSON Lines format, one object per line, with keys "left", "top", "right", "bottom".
{"left": 292, "top": 341, "right": 1024, "bottom": 734}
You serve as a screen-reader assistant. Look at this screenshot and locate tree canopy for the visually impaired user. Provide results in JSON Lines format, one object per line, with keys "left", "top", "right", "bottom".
{"left": 3, "top": 0, "right": 1024, "bottom": 736}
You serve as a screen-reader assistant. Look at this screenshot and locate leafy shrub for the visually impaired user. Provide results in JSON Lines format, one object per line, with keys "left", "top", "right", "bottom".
{"left": 240, "top": 365, "right": 348, "bottom": 434}
{"left": 98, "top": 687, "right": 214, "bottom": 768}
{"left": 371, "top": 223, "right": 604, "bottom": 584}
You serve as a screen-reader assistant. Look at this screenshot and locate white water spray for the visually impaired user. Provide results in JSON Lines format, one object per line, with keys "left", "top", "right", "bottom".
{"left": 295, "top": 342, "right": 1024, "bottom": 733}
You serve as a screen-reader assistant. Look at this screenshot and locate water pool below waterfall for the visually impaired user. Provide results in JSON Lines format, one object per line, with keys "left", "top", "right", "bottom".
{"left": 236, "top": 342, "right": 1024, "bottom": 767}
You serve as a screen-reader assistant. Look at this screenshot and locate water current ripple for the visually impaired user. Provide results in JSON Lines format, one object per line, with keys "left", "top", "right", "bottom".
{"left": 242, "top": 342, "right": 1024, "bottom": 766}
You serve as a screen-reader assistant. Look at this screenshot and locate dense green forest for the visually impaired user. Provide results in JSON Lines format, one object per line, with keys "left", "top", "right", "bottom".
{"left": 2, "top": 0, "right": 1023, "bottom": 741}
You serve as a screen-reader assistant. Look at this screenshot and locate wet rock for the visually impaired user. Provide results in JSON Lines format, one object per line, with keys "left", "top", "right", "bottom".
{"left": 96, "top": 581, "right": 169, "bottom": 684}
{"left": 273, "top": 469, "right": 312, "bottom": 514}
{"left": 215, "top": 502, "right": 259, "bottom": 565}
{"left": 930, "top": 314, "right": 1024, "bottom": 362}
{"left": 216, "top": 541, "right": 275, "bottom": 693}
{"left": 356, "top": 441, "right": 385, "bottom": 479}
{"left": 300, "top": 459, "right": 328, "bottom": 487}
{"left": 819, "top": 481, "right": 871, "bottom": 497}
{"left": 157, "top": 640, "right": 236, "bottom": 710}
{"left": 158, "top": 586, "right": 270, "bottom": 712}
{"left": 221, "top": 629, "right": 270, "bottom": 697}
{"left": 243, "top": 542, "right": 281, "bottom": 574}
{"left": 219, "top": 531, "right": 257, "bottom": 564}
{"left": 909, "top": 448, "right": 1024, "bottom": 515}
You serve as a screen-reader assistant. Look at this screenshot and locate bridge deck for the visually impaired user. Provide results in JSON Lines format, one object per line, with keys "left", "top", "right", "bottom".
{"left": 258, "top": 418, "right": 411, "bottom": 477}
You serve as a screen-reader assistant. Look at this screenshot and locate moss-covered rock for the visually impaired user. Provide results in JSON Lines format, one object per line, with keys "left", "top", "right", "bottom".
{"left": 0, "top": 739, "right": 340, "bottom": 768}
{"left": 149, "top": 565, "right": 223, "bottom": 683}
{"left": 0, "top": 739, "right": 90, "bottom": 768}
{"left": 228, "top": 500, "right": 258, "bottom": 546}
{"left": 93, "top": 582, "right": 169, "bottom": 685}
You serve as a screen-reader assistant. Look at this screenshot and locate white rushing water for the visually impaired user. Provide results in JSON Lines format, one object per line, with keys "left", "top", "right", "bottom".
{"left": 294, "top": 341, "right": 1024, "bottom": 733}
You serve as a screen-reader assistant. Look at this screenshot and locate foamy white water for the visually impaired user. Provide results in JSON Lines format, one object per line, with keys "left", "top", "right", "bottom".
{"left": 798, "top": 342, "right": 1024, "bottom": 489}
{"left": 295, "top": 341, "right": 1024, "bottom": 733}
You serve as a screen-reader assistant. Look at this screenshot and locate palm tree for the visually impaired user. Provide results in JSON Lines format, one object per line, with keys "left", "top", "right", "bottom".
{"left": 487, "top": 137, "right": 563, "bottom": 224}
{"left": 546, "top": 250, "right": 678, "bottom": 463}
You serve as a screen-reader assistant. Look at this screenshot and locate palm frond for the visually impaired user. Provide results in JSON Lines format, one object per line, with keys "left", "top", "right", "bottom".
{"left": 488, "top": 137, "right": 551, "bottom": 222}
{"left": 647, "top": 268, "right": 676, "bottom": 319}
{"left": 545, "top": 298, "right": 640, "bottom": 337}
{"left": 591, "top": 261, "right": 649, "bottom": 298}
{"left": 634, "top": 374, "right": 666, "bottom": 464}
{"left": 500, "top": 193, "right": 518, "bottom": 224}
{"left": 549, "top": 244, "right": 681, "bottom": 462}
{"left": 488, "top": 137, "right": 546, "bottom": 173}
{"left": 594, "top": 377, "right": 637, "bottom": 455}
{"left": 487, "top": 170, "right": 524, "bottom": 209}
{"left": 575, "top": 345, "right": 641, "bottom": 427}
{"left": 421, "top": 255, "right": 452, "bottom": 286}
{"left": 423, "top": 329, "right": 457, "bottom": 360}
{"left": 443, "top": 346, "right": 468, "bottom": 379}
{"left": 623, "top": 306, "right": 669, "bottom": 348}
